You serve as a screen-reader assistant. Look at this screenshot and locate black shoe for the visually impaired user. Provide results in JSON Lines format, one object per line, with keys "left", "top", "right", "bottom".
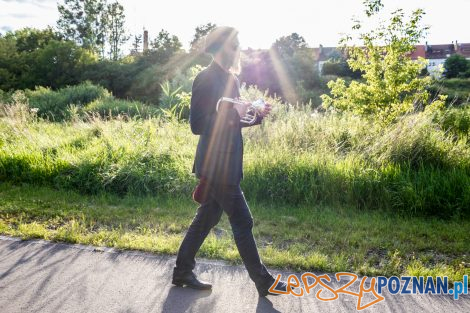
{"left": 172, "top": 271, "right": 212, "bottom": 290}
{"left": 257, "top": 277, "right": 290, "bottom": 297}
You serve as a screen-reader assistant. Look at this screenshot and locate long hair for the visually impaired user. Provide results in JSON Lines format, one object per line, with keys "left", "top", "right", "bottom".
{"left": 230, "top": 54, "right": 241, "bottom": 75}
{"left": 204, "top": 26, "right": 241, "bottom": 75}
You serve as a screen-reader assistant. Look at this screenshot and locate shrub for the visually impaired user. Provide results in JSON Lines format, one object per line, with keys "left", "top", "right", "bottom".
{"left": 444, "top": 54, "right": 470, "bottom": 78}
{"left": 158, "top": 65, "right": 202, "bottom": 121}
{"left": 26, "top": 81, "right": 110, "bottom": 121}
{"left": 168, "top": 65, "right": 203, "bottom": 93}
{"left": 0, "top": 89, "right": 12, "bottom": 104}
{"left": 321, "top": 3, "right": 440, "bottom": 124}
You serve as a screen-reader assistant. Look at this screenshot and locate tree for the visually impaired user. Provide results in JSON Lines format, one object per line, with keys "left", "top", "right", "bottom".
{"left": 131, "top": 34, "right": 142, "bottom": 54}
{"left": 32, "top": 40, "right": 97, "bottom": 88}
{"left": 0, "top": 33, "right": 23, "bottom": 90}
{"left": 7, "top": 27, "right": 62, "bottom": 53}
{"left": 0, "top": 28, "right": 96, "bottom": 91}
{"left": 444, "top": 54, "right": 470, "bottom": 78}
{"left": 57, "top": 0, "right": 108, "bottom": 56}
{"left": 0, "top": 28, "right": 63, "bottom": 90}
{"left": 190, "top": 23, "right": 216, "bottom": 52}
{"left": 321, "top": 52, "right": 362, "bottom": 78}
{"left": 321, "top": 0, "right": 444, "bottom": 123}
{"left": 150, "top": 29, "right": 182, "bottom": 57}
{"left": 106, "top": 1, "right": 129, "bottom": 61}
{"left": 240, "top": 49, "right": 278, "bottom": 95}
{"left": 81, "top": 59, "right": 136, "bottom": 98}
{"left": 122, "top": 30, "right": 184, "bottom": 103}
{"left": 263, "top": 33, "right": 310, "bottom": 103}
{"left": 240, "top": 36, "right": 327, "bottom": 105}
{"left": 271, "top": 33, "right": 308, "bottom": 58}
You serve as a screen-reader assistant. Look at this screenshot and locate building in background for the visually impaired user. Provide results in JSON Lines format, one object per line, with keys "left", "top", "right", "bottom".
{"left": 424, "top": 41, "right": 470, "bottom": 76}
{"left": 312, "top": 41, "right": 470, "bottom": 78}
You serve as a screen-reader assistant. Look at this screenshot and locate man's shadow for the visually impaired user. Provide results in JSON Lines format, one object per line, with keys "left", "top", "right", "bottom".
{"left": 256, "top": 297, "right": 282, "bottom": 313}
{"left": 160, "top": 286, "right": 213, "bottom": 313}
{"left": 160, "top": 286, "right": 282, "bottom": 313}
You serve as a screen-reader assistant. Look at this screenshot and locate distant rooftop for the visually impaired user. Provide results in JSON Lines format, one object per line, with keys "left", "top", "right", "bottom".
{"left": 309, "top": 42, "right": 470, "bottom": 61}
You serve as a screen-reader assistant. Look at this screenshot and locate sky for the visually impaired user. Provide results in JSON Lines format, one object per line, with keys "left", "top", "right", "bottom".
{"left": 1, "top": 0, "right": 469, "bottom": 51}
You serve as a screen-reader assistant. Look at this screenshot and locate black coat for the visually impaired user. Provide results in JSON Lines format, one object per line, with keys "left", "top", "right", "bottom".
{"left": 190, "top": 61, "right": 263, "bottom": 185}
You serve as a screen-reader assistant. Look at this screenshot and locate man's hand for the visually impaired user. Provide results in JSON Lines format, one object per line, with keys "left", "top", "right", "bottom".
{"left": 259, "top": 103, "right": 272, "bottom": 118}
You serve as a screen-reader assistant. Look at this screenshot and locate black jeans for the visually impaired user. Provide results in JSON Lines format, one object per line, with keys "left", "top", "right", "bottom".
{"left": 174, "top": 181, "right": 273, "bottom": 288}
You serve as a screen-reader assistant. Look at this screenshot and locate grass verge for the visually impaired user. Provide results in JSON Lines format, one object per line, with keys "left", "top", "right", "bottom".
{"left": 0, "top": 182, "right": 468, "bottom": 283}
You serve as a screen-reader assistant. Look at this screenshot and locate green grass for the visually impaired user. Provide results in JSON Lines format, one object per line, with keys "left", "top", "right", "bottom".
{"left": 1, "top": 103, "right": 469, "bottom": 217}
{"left": 0, "top": 182, "right": 468, "bottom": 283}
{"left": 430, "top": 78, "right": 470, "bottom": 106}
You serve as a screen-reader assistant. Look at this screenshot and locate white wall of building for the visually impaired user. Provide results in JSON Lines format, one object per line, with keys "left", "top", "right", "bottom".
{"left": 426, "top": 58, "right": 447, "bottom": 78}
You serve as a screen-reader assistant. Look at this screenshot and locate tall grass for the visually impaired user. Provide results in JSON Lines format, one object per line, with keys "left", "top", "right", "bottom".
{"left": 429, "top": 78, "right": 470, "bottom": 106}
{"left": 242, "top": 103, "right": 470, "bottom": 217}
{"left": 1, "top": 87, "right": 469, "bottom": 218}
{"left": 84, "top": 97, "right": 159, "bottom": 119}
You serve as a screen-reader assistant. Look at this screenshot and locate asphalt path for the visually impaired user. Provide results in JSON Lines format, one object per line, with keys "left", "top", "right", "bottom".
{"left": 0, "top": 235, "right": 468, "bottom": 313}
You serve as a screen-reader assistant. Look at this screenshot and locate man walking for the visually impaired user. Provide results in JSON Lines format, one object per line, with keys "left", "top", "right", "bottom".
{"left": 172, "top": 26, "right": 288, "bottom": 297}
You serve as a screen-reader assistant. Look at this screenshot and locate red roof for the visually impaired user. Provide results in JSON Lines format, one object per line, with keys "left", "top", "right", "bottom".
{"left": 308, "top": 42, "right": 470, "bottom": 61}
{"left": 425, "top": 44, "right": 456, "bottom": 59}
{"left": 408, "top": 45, "right": 426, "bottom": 59}
{"left": 457, "top": 43, "right": 470, "bottom": 58}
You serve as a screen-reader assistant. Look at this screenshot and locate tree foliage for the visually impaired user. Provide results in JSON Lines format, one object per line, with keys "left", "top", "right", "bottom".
{"left": 272, "top": 33, "right": 308, "bottom": 58}
{"left": 5, "top": 27, "right": 62, "bottom": 52}
{"left": 57, "top": 0, "right": 129, "bottom": 59}
{"left": 0, "top": 25, "right": 186, "bottom": 103}
{"left": 321, "top": 61, "right": 360, "bottom": 78}
{"left": 131, "top": 34, "right": 142, "bottom": 54}
{"left": 150, "top": 29, "right": 183, "bottom": 62}
{"left": 189, "top": 23, "right": 216, "bottom": 52}
{"left": 106, "top": 1, "right": 129, "bottom": 60}
{"left": 444, "top": 54, "right": 470, "bottom": 79}
{"left": 239, "top": 34, "right": 327, "bottom": 105}
{"left": 0, "top": 28, "right": 96, "bottom": 91}
{"left": 321, "top": 0, "right": 444, "bottom": 123}
{"left": 57, "top": 0, "right": 108, "bottom": 55}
